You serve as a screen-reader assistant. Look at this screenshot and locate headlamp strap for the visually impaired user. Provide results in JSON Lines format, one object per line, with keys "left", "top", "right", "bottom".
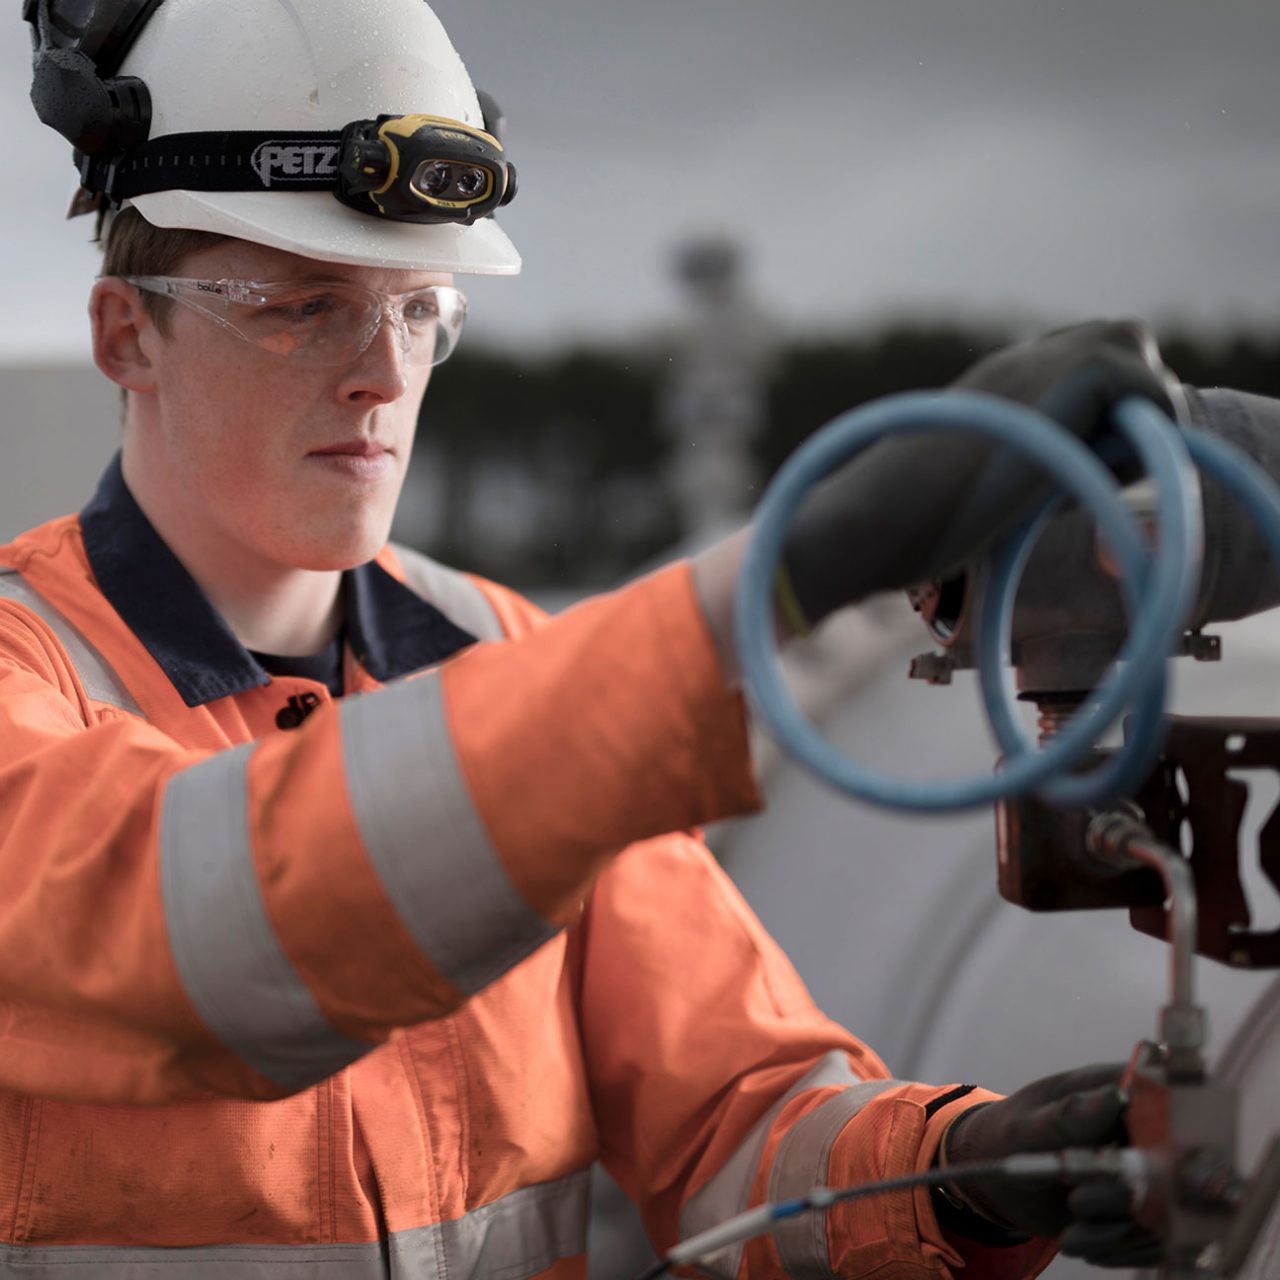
{"left": 78, "top": 117, "right": 517, "bottom": 227}
{"left": 81, "top": 129, "right": 346, "bottom": 201}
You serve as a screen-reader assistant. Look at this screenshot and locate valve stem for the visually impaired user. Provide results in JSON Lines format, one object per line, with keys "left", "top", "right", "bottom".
{"left": 1033, "top": 693, "right": 1086, "bottom": 746}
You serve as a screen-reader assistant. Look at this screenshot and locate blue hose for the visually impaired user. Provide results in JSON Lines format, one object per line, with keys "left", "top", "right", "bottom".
{"left": 735, "top": 390, "right": 1280, "bottom": 814}
{"left": 978, "top": 397, "right": 1201, "bottom": 808}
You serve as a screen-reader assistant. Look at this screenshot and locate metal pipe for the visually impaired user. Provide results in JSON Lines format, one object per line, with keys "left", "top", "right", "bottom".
{"left": 1087, "top": 811, "right": 1205, "bottom": 1075}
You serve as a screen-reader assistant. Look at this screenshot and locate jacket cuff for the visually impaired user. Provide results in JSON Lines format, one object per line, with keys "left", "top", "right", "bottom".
{"left": 912, "top": 1091, "right": 1059, "bottom": 1280}
{"left": 818, "top": 1085, "right": 1058, "bottom": 1280}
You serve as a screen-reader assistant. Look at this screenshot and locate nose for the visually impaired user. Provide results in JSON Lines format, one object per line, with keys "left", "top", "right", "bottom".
{"left": 336, "top": 305, "right": 410, "bottom": 405}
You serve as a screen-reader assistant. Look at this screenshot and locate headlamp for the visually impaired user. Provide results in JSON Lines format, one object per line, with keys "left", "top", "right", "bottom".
{"left": 337, "top": 114, "right": 517, "bottom": 225}
{"left": 64, "top": 107, "right": 520, "bottom": 226}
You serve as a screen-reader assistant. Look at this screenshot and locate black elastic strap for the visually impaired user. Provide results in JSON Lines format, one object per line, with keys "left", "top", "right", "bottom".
{"left": 81, "top": 129, "right": 344, "bottom": 199}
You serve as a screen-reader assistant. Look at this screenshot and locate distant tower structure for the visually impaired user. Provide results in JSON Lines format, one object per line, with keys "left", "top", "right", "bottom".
{"left": 660, "top": 235, "right": 774, "bottom": 543}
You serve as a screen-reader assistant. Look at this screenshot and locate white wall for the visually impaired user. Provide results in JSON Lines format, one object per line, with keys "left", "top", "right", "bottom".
{"left": 0, "top": 363, "right": 119, "bottom": 540}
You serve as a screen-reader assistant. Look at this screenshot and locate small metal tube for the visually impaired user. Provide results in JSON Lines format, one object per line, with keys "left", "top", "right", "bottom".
{"left": 1121, "top": 834, "right": 1197, "bottom": 1020}
{"left": 1087, "top": 813, "right": 1204, "bottom": 1070}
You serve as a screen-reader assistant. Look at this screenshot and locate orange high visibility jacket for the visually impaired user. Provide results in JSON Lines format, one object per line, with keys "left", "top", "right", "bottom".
{"left": 0, "top": 457, "right": 1054, "bottom": 1280}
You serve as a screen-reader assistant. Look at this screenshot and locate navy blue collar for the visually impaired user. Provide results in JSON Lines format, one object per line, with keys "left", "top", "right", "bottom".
{"left": 80, "top": 454, "right": 477, "bottom": 708}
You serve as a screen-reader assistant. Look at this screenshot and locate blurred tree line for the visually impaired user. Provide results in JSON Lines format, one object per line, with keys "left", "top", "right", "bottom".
{"left": 399, "top": 323, "right": 1280, "bottom": 589}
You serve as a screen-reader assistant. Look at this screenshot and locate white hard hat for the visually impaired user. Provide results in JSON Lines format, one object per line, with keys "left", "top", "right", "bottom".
{"left": 69, "top": 0, "right": 522, "bottom": 275}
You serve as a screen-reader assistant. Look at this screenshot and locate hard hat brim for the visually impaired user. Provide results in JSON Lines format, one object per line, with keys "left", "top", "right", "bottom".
{"left": 129, "top": 188, "right": 522, "bottom": 276}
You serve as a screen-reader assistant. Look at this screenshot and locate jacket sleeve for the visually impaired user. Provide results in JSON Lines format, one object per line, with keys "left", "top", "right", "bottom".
{"left": 573, "top": 834, "right": 1057, "bottom": 1280}
{"left": 0, "top": 559, "right": 759, "bottom": 1105}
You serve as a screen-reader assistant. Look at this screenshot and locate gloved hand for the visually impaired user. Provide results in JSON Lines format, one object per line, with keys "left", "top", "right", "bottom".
{"left": 777, "top": 319, "right": 1183, "bottom": 632}
{"left": 938, "top": 1063, "right": 1161, "bottom": 1268}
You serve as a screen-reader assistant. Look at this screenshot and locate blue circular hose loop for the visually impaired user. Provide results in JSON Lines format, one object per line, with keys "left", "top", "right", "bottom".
{"left": 973, "top": 498, "right": 1165, "bottom": 807}
{"left": 736, "top": 390, "right": 1158, "bottom": 813}
{"left": 977, "top": 397, "right": 1202, "bottom": 807}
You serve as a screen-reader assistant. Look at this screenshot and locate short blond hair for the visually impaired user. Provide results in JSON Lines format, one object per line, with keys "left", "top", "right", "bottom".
{"left": 101, "top": 207, "right": 229, "bottom": 334}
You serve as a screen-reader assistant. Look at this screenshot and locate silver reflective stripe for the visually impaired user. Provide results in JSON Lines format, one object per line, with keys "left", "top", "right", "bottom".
{"left": 767, "top": 1080, "right": 906, "bottom": 1279}
{"left": 0, "top": 568, "right": 142, "bottom": 716}
{"left": 341, "top": 672, "right": 558, "bottom": 995}
{"left": 391, "top": 542, "right": 506, "bottom": 641}
{"left": 0, "top": 1169, "right": 590, "bottom": 1279}
{"left": 420, "top": 1168, "right": 590, "bottom": 1280}
{"left": 0, "top": 1240, "right": 388, "bottom": 1279}
{"left": 679, "top": 1051, "right": 870, "bottom": 1280}
{"left": 160, "top": 743, "right": 371, "bottom": 1091}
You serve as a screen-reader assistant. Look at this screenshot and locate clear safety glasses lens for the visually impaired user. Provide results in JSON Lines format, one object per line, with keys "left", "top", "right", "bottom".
{"left": 120, "top": 277, "right": 467, "bottom": 366}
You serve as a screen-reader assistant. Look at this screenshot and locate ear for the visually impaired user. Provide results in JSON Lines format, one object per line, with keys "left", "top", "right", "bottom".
{"left": 90, "top": 278, "right": 160, "bottom": 394}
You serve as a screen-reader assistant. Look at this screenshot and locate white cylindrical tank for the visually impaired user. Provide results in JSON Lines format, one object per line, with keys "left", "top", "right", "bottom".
{"left": 714, "top": 599, "right": 1280, "bottom": 1279}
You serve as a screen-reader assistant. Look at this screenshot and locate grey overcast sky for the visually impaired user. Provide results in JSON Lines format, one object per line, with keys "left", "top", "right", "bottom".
{"left": 5, "top": 0, "right": 1280, "bottom": 361}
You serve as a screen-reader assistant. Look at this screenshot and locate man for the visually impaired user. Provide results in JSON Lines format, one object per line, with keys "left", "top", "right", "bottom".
{"left": 6, "top": 0, "right": 1167, "bottom": 1275}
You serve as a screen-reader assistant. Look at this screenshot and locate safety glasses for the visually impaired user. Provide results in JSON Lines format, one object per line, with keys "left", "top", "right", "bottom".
{"left": 118, "top": 275, "right": 468, "bottom": 366}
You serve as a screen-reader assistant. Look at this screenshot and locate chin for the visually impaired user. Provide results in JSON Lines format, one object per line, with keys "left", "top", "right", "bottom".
{"left": 280, "top": 521, "right": 392, "bottom": 572}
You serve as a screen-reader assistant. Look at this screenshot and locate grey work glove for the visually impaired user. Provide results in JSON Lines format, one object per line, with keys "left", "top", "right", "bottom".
{"left": 778, "top": 319, "right": 1182, "bottom": 630}
{"left": 941, "top": 1063, "right": 1161, "bottom": 1268}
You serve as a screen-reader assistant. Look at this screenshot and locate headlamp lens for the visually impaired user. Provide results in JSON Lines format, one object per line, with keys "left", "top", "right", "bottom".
{"left": 456, "top": 167, "right": 488, "bottom": 197}
{"left": 409, "top": 158, "right": 494, "bottom": 207}
{"left": 417, "top": 161, "right": 453, "bottom": 198}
